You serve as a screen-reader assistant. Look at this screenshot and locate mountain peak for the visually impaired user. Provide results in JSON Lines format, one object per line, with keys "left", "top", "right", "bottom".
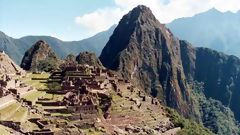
{"left": 100, "top": 5, "right": 191, "bottom": 115}
{"left": 208, "top": 7, "right": 220, "bottom": 12}
{"left": 204, "top": 7, "right": 222, "bottom": 15}
{"left": 100, "top": 5, "right": 162, "bottom": 69}
{"left": 34, "top": 40, "right": 49, "bottom": 48}
{"left": 20, "top": 40, "right": 59, "bottom": 71}
{"left": 131, "top": 5, "right": 152, "bottom": 14}
{"left": 120, "top": 5, "right": 159, "bottom": 27}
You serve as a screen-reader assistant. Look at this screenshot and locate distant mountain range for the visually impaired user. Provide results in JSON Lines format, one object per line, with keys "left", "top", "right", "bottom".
{"left": 0, "top": 25, "right": 115, "bottom": 64}
{"left": 2, "top": 8, "right": 240, "bottom": 65}
{"left": 167, "top": 8, "right": 240, "bottom": 57}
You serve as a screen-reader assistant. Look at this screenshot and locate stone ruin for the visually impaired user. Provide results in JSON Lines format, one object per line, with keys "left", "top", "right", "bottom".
{"left": 30, "top": 63, "right": 115, "bottom": 132}
{"left": 0, "top": 74, "right": 32, "bottom": 99}
{"left": 0, "top": 63, "right": 133, "bottom": 134}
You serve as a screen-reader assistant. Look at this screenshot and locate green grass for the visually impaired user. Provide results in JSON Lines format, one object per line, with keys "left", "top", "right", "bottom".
{"left": 0, "top": 125, "right": 11, "bottom": 135}
{"left": 21, "top": 119, "right": 41, "bottom": 131}
{"left": 0, "top": 102, "right": 20, "bottom": 120}
{"left": 43, "top": 93, "right": 64, "bottom": 101}
{"left": 29, "top": 73, "right": 50, "bottom": 78}
{"left": 9, "top": 106, "right": 28, "bottom": 122}
{"left": 50, "top": 112, "right": 72, "bottom": 117}
{"left": 167, "top": 108, "right": 214, "bottom": 135}
{"left": 20, "top": 73, "right": 49, "bottom": 82}
{"left": 43, "top": 106, "right": 66, "bottom": 109}
{"left": 42, "top": 93, "right": 54, "bottom": 99}
{"left": 20, "top": 73, "right": 50, "bottom": 89}
{"left": 22, "top": 91, "right": 46, "bottom": 102}
{"left": 0, "top": 102, "right": 28, "bottom": 122}
{"left": 51, "top": 94, "right": 64, "bottom": 101}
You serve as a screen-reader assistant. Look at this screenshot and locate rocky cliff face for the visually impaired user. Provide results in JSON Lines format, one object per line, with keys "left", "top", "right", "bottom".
{"left": 76, "top": 52, "right": 103, "bottom": 67}
{"left": 99, "top": 5, "right": 240, "bottom": 133}
{"left": 100, "top": 5, "right": 191, "bottom": 115}
{"left": 180, "top": 40, "right": 240, "bottom": 121}
{"left": 20, "top": 40, "right": 59, "bottom": 72}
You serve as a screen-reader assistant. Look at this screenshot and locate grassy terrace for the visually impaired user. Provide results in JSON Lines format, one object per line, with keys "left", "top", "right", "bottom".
{"left": 0, "top": 102, "right": 20, "bottom": 120}
{"left": 0, "top": 72, "right": 67, "bottom": 133}
{"left": 20, "top": 73, "right": 65, "bottom": 103}
{"left": 22, "top": 91, "right": 46, "bottom": 102}
{"left": 43, "top": 93, "right": 64, "bottom": 101}
{"left": 20, "top": 72, "right": 66, "bottom": 117}
{"left": 0, "top": 72, "right": 70, "bottom": 132}
{"left": 9, "top": 106, "right": 28, "bottom": 122}
{"left": 20, "top": 73, "right": 50, "bottom": 89}
{"left": 0, "top": 125, "right": 11, "bottom": 135}
{"left": 0, "top": 102, "right": 28, "bottom": 122}
{"left": 20, "top": 73, "right": 50, "bottom": 102}
{"left": 50, "top": 112, "right": 72, "bottom": 117}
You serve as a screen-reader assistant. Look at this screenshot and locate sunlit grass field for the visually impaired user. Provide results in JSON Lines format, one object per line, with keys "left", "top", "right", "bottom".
{"left": 22, "top": 91, "right": 46, "bottom": 102}
{"left": 20, "top": 73, "right": 50, "bottom": 89}
{"left": 0, "top": 102, "right": 27, "bottom": 122}
{"left": 0, "top": 125, "right": 11, "bottom": 135}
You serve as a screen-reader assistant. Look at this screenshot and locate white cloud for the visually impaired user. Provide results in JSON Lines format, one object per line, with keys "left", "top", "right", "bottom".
{"left": 210, "top": 0, "right": 240, "bottom": 12}
{"left": 75, "top": 7, "right": 124, "bottom": 33}
{"left": 75, "top": 0, "right": 240, "bottom": 35}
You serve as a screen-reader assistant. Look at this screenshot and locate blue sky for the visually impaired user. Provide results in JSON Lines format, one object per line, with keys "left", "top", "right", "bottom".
{"left": 1, "top": 0, "right": 240, "bottom": 41}
{"left": 0, "top": 0, "right": 115, "bottom": 40}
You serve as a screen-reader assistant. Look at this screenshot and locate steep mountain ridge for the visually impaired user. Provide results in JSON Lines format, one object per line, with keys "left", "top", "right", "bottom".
{"left": 100, "top": 5, "right": 191, "bottom": 115}
{"left": 100, "top": 5, "right": 240, "bottom": 134}
{"left": 180, "top": 40, "right": 240, "bottom": 121}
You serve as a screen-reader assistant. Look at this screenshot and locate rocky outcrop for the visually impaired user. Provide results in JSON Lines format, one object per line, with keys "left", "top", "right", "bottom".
{"left": 0, "top": 51, "right": 25, "bottom": 75}
{"left": 20, "top": 40, "right": 59, "bottom": 72}
{"left": 100, "top": 5, "right": 191, "bottom": 115}
{"left": 76, "top": 52, "right": 103, "bottom": 67}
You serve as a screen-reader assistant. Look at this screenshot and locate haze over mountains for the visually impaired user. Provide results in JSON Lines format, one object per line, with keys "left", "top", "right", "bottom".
{"left": 0, "top": 25, "right": 115, "bottom": 64}
{"left": 167, "top": 8, "right": 240, "bottom": 57}
{"left": 1, "top": 8, "right": 240, "bottom": 65}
